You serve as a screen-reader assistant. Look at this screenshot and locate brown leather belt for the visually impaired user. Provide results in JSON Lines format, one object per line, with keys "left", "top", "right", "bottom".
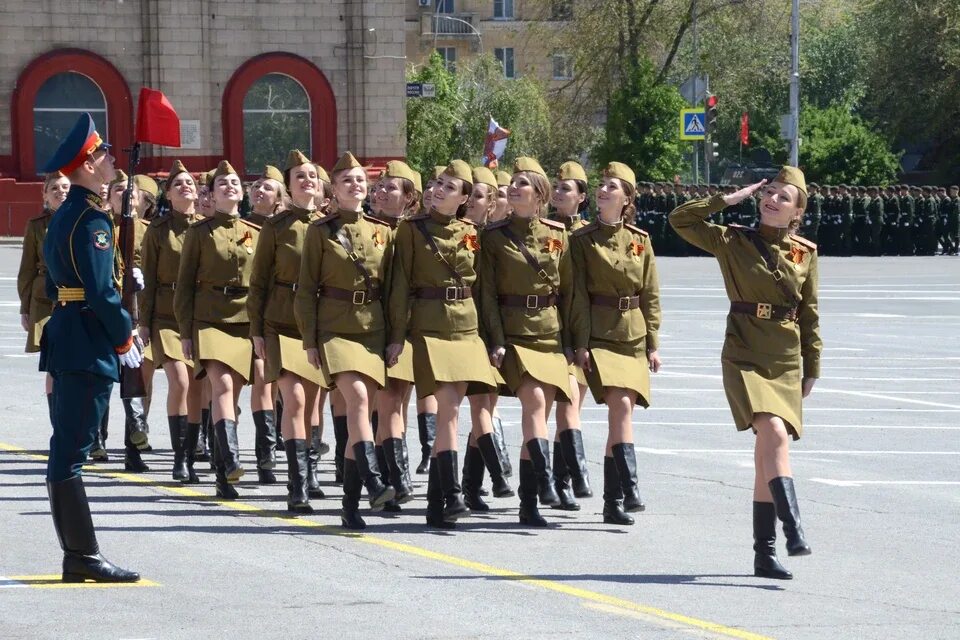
{"left": 590, "top": 294, "right": 640, "bottom": 311}
{"left": 730, "top": 301, "right": 797, "bottom": 321}
{"left": 204, "top": 284, "right": 249, "bottom": 297}
{"left": 157, "top": 281, "right": 176, "bottom": 290}
{"left": 318, "top": 285, "right": 381, "bottom": 305}
{"left": 415, "top": 286, "right": 472, "bottom": 301}
{"left": 274, "top": 279, "right": 297, "bottom": 291}
{"left": 498, "top": 294, "right": 557, "bottom": 310}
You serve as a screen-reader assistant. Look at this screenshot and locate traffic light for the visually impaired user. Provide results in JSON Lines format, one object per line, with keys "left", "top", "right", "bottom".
{"left": 710, "top": 141, "right": 719, "bottom": 160}
{"left": 706, "top": 93, "right": 719, "bottom": 132}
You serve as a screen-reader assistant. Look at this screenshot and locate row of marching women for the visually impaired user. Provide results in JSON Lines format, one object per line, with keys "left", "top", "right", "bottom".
{"left": 24, "top": 116, "right": 820, "bottom": 583}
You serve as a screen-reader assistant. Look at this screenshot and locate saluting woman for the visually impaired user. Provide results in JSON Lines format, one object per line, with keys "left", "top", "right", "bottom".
{"left": 139, "top": 160, "right": 204, "bottom": 482}
{"left": 570, "top": 162, "right": 662, "bottom": 527}
{"left": 295, "top": 152, "right": 395, "bottom": 529}
{"left": 669, "top": 168, "right": 818, "bottom": 580}
{"left": 249, "top": 151, "right": 327, "bottom": 513}
{"left": 175, "top": 160, "right": 260, "bottom": 500}
{"left": 19, "top": 172, "right": 69, "bottom": 410}
{"left": 478, "top": 157, "right": 572, "bottom": 527}
{"left": 386, "top": 160, "right": 498, "bottom": 529}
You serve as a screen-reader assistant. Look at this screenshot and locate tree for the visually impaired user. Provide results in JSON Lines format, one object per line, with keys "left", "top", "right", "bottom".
{"left": 798, "top": 104, "right": 900, "bottom": 185}
{"left": 404, "top": 53, "right": 461, "bottom": 176}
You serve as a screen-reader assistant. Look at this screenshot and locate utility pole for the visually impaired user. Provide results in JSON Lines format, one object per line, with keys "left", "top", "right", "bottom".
{"left": 691, "top": 0, "right": 699, "bottom": 184}
{"left": 704, "top": 76, "right": 711, "bottom": 184}
{"left": 789, "top": 0, "right": 800, "bottom": 166}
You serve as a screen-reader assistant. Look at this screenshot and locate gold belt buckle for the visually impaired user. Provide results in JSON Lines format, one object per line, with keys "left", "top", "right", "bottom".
{"left": 756, "top": 303, "right": 772, "bottom": 319}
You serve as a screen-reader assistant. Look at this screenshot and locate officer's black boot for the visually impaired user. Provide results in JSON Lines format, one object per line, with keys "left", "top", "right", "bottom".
{"left": 551, "top": 440, "right": 579, "bottom": 511}
{"left": 274, "top": 395, "right": 285, "bottom": 452}
{"left": 415, "top": 413, "right": 436, "bottom": 474}
{"left": 47, "top": 477, "right": 140, "bottom": 583}
{"left": 525, "top": 438, "right": 560, "bottom": 506}
{"left": 90, "top": 410, "right": 109, "bottom": 462}
{"left": 612, "top": 443, "right": 645, "bottom": 513}
{"left": 383, "top": 438, "right": 414, "bottom": 504}
{"left": 124, "top": 397, "right": 149, "bottom": 451}
{"left": 284, "top": 439, "right": 313, "bottom": 514}
{"left": 491, "top": 415, "right": 512, "bottom": 477}
{"left": 768, "top": 477, "right": 812, "bottom": 556}
{"left": 123, "top": 417, "right": 150, "bottom": 473}
{"left": 400, "top": 436, "right": 413, "bottom": 491}
{"left": 306, "top": 426, "right": 325, "bottom": 498}
{"left": 461, "top": 443, "right": 489, "bottom": 512}
{"left": 753, "top": 501, "right": 792, "bottom": 579}
{"left": 340, "top": 458, "right": 366, "bottom": 530}
{"left": 518, "top": 459, "right": 548, "bottom": 527}
{"left": 560, "top": 428, "right": 593, "bottom": 498}
{"left": 476, "top": 433, "right": 514, "bottom": 498}
{"left": 214, "top": 419, "right": 244, "bottom": 483}
{"left": 425, "top": 461, "right": 454, "bottom": 529}
{"left": 374, "top": 443, "right": 401, "bottom": 513}
{"left": 332, "top": 415, "right": 348, "bottom": 484}
{"left": 212, "top": 430, "right": 238, "bottom": 500}
{"left": 168, "top": 416, "right": 189, "bottom": 482}
{"left": 182, "top": 421, "right": 201, "bottom": 484}
{"left": 602, "top": 456, "right": 634, "bottom": 525}
{"left": 197, "top": 407, "right": 211, "bottom": 463}
{"left": 436, "top": 450, "right": 469, "bottom": 522}
{"left": 353, "top": 441, "right": 395, "bottom": 512}
{"left": 253, "top": 410, "right": 277, "bottom": 485}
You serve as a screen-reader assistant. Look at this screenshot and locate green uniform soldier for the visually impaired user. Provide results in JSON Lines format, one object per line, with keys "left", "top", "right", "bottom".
{"left": 936, "top": 187, "right": 953, "bottom": 255}
{"left": 837, "top": 185, "right": 854, "bottom": 256}
{"left": 947, "top": 186, "right": 960, "bottom": 255}
{"left": 866, "top": 186, "right": 883, "bottom": 256}
{"left": 915, "top": 186, "right": 937, "bottom": 255}
{"left": 850, "top": 186, "right": 869, "bottom": 254}
{"left": 899, "top": 186, "right": 916, "bottom": 255}
{"left": 880, "top": 186, "right": 900, "bottom": 255}
{"left": 819, "top": 186, "right": 840, "bottom": 255}
{"left": 801, "top": 182, "right": 822, "bottom": 242}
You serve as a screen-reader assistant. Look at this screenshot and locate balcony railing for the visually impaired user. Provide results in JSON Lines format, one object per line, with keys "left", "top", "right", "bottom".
{"left": 430, "top": 14, "right": 475, "bottom": 36}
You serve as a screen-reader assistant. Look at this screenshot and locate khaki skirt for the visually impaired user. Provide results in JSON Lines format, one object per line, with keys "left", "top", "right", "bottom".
{"left": 585, "top": 337, "right": 650, "bottom": 407}
{"left": 499, "top": 339, "right": 571, "bottom": 402}
{"left": 568, "top": 362, "right": 588, "bottom": 388}
{"left": 319, "top": 332, "right": 385, "bottom": 389}
{"left": 148, "top": 316, "right": 186, "bottom": 367}
{"left": 194, "top": 321, "right": 253, "bottom": 383}
{"left": 411, "top": 333, "right": 498, "bottom": 399}
{"left": 265, "top": 321, "right": 324, "bottom": 386}
{"left": 721, "top": 343, "right": 803, "bottom": 440}
{"left": 386, "top": 338, "right": 415, "bottom": 384}
{"left": 25, "top": 309, "right": 51, "bottom": 353}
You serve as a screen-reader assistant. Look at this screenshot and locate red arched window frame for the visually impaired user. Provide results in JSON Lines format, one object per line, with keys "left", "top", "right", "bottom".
{"left": 12, "top": 49, "right": 132, "bottom": 180}
{"left": 223, "top": 52, "right": 338, "bottom": 177}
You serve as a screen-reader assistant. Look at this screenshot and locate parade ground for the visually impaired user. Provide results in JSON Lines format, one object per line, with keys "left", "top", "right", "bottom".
{"left": 1, "top": 246, "right": 958, "bottom": 640}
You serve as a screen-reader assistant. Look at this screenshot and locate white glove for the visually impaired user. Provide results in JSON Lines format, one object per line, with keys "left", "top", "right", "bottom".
{"left": 132, "top": 267, "right": 144, "bottom": 291}
{"left": 119, "top": 340, "right": 144, "bottom": 369}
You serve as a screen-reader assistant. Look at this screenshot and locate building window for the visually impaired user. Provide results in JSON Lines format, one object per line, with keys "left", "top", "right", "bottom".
{"left": 495, "top": 48, "right": 515, "bottom": 79}
{"left": 33, "top": 73, "right": 108, "bottom": 174}
{"left": 436, "top": 47, "right": 457, "bottom": 73}
{"left": 241, "top": 73, "right": 311, "bottom": 175}
{"left": 493, "top": 0, "right": 514, "bottom": 19}
{"left": 435, "top": 0, "right": 454, "bottom": 13}
{"left": 551, "top": 0, "right": 573, "bottom": 20}
{"left": 552, "top": 54, "right": 574, "bottom": 80}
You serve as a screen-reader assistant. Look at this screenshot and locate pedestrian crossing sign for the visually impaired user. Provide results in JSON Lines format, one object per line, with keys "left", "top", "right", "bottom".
{"left": 680, "top": 109, "right": 706, "bottom": 140}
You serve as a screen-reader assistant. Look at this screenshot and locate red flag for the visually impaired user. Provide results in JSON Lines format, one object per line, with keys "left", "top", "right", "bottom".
{"left": 136, "top": 88, "right": 181, "bottom": 147}
{"left": 739, "top": 111, "right": 749, "bottom": 146}
{"left": 481, "top": 116, "right": 510, "bottom": 168}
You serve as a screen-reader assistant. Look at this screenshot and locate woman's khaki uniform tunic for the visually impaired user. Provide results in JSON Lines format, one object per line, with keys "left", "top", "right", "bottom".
{"left": 669, "top": 195, "right": 822, "bottom": 438}
{"left": 140, "top": 210, "right": 195, "bottom": 366}
{"left": 548, "top": 212, "right": 588, "bottom": 386}
{"left": 377, "top": 215, "right": 415, "bottom": 384}
{"left": 387, "top": 210, "right": 498, "bottom": 398}
{"left": 18, "top": 210, "right": 54, "bottom": 352}
{"left": 569, "top": 220, "right": 661, "bottom": 405}
{"left": 174, "top": 211, "right": 260, "bottom": 382}
{"left": 247, "top": 205, "right": 322, "bottom": 385}
{"left": 294, "top": 209, "right": 394, "bottom": 389}
{"left": 479, "top": 215, "right": 573, "bottom": 401}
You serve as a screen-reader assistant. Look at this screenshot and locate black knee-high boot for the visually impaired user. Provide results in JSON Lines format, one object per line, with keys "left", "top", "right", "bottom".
{"left": 518, "top": 459, "right": 547, "bottom": 527}
{"left": 168, "top": 415, "right": 189, "bottom": 481}
{"left": 551, "top": 441, "right": 579, "bottom": 511}
{"left": 253, "top": 410, "right": 277, "bottom": 484}
{"left": 383, "top": 438, "right": 414, "bottom": 504}
{"left": 306, "top": 426, "right": 325, "bottom": 498}
{"left": 182, "top": 421, "right": 201, "bottom": 484}
{"left": 524, "top": 438, "right": 560, "bottom": 506}
{"left": 559, "top": 429, "right": 592, "bottom": 498}
{"left": 198, "top": 406, "right": 212, "bottom": 464}
{"left": 491, "top": 414, "right": 512, "bottom": 477}
{"left": 602, "top": 456, "right": 633, "bottom": 525}
{"left": 274, "top": 395, "right": 285, "bottom": 452}
{"left": 90, "top": 409, "right": 109, "bottom": 462}
{"left": 332, "top": 415, "right": 348, "bottom": 484}
{"left": 753, "top": 501, "right": 792, "bottom": 579}
{"left": 284, "top": 439, "right": 312, "bottom": 514}
{"left": 353, "top": 441, "right": 395, "bottom": 511}
{"left": 123, "top": 413, "right": 149, "bottom": 473}
{"left": 340, "top": 458, "right": 365, "bottom": 530}
{"left": 768, "top": 477, "right": 812, "bottom": 556}
{"left": 425, "top": 459, "right": 455, "bottom": 529}
{"left": 611, "top": 443, "right": 644, "bottom": 512}
{"left": 416, "top": 413, "right": 436, "bottom": 474}
{"left": 476, "top": 433, "right": 514, "bottom": 497}
{"left": 213, "top": 419, "right": 244, "bottom": 482}
{"left": 461, "top": 443, "right": 488, "bottom": 512}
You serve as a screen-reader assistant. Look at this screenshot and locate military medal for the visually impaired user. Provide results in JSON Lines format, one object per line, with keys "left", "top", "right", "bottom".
{"left": 789, "top": 246, "right": 805, "bottom": 266}
{"left": 629, "top": 240, "right": 644, "bottom": 259}
{"left": 463, "top": 233, "right": 479, "bottom": 252}
{"left": 242, "top": 230, "right": 253, "bottom": 254}
{"left": 374, "top": 228, "right": 386, "bottom": 250}
{"left": 545, "top": 238, "right": 562, "bottom": 255}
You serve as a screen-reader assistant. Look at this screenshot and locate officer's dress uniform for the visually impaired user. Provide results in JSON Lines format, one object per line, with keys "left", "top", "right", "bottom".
{"left": 18, "top": 207, "right": 55, "bottom": 353}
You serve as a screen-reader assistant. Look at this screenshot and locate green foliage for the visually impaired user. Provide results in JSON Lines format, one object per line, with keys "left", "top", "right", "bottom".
{"left": 798, "top": 104, "right": 900, "bottom": 185}
{"left": 404, "top": 53, "right": 462, "bottom": 176}
{"left": 591, "top": 59, "right": 687, "bottom": 181}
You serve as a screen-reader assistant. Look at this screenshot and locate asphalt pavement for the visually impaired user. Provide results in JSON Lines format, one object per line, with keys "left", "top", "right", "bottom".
{"left": 1, "top": 242, "right": 958, "bottom": 640}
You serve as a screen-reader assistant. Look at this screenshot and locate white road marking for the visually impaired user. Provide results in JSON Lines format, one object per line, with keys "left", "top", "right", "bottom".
{"left": 635, "top": 448, "right": 960, "bottom": 456}
{"left": 810, "top": 478, "right": 960, "bottom": 487}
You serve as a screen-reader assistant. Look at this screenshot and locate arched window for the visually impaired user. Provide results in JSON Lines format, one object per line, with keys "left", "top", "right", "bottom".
{"left": 33, "top": 73, "right": 108, "bottom": 173}
{"left": 242, "top": 74, "right": 311, "bottom": 175}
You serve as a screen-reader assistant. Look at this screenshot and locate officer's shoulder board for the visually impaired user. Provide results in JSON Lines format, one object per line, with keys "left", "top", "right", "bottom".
{"left": 482, "top": 218, "right": 510, "bottom": 232}
{"left": 538, "top": 217, "right": 565, "bottom": 231}
{"left": 789, "top": 234, "right": 818, "bottom": 251}
{"left": 571, "top": 221, "right": 598, "bottom": 237}
{"left": 624, "top": 223, "right": 649, "bottom": 237}
{"left": 239, "top": 218, "right": 261, "bottom": 231}
{"left": 312, "top": 211, "right": 340, "bottom": 227}
{"left": 363, "top": 213, "right": 393, "bottom": 228}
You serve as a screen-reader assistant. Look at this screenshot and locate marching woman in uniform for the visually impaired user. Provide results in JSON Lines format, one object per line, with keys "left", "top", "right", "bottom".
{"left": 387, "top": 160, "right": 498, "bottom": 529}
{"left": 175, "top": 160, "right": 260, "bottom": 500}
{"left": 669, "top": 167, "right": 819, "bottom": 580}
{"left": 570, "top": 162, "right": 662, "bottom": 527}
{"left": 295, "top": 151, "right": 395, "bottom": 529}
{"left": 479, "top": 157, "right": 572, "bottom": 527}
{"left": 547, "top": 161, "right": 593, "bottom": 510}
{"left": 19, "top": 172, "right": 69, "bottom": 409}
{"left": 139, "top": 160, "right": 204, "bottom": 483}
{"left": 249, "top": 151, "right": 327, "bottom": 512}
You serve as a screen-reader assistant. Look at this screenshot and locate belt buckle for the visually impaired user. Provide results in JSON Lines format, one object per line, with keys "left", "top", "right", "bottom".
{"left": 352, "top": 290, "right": 367, "bottom": 305}
{"left": 526, "top": 294, "right": 539, "bottom": 309}
{"left": 445, "top": 286, "right": 459, "bottom": 302}
{"left": 618, "top": 296, "right": 631, "bottom": 311}
{"left": 291, "top": 282, "right": 298, "bottom": 292}
{"left": 756, "top": 303, "right": 772, "bottom": 320}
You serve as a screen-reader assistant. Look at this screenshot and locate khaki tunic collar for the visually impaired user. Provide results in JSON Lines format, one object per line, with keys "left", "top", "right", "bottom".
{"left": 429, "top": 208, "right": 457, "bottom": 226}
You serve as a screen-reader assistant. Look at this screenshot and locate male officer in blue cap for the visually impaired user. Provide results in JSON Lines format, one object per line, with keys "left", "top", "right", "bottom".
{"left": 41, "top": 113, "right": 143, "bottom": 582}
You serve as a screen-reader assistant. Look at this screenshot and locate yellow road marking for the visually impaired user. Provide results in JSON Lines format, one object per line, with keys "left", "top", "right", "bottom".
{"left": 0, "top": 442, "right": 772, "bottom": 640}
{"left": 1, "top": 575, "right": 160, "bottom": 589}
